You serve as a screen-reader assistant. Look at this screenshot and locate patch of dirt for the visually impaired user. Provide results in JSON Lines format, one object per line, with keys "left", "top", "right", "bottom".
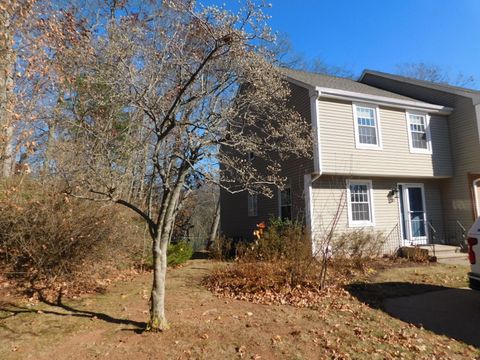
{"left": 0, "top": 260, "right": 478, "bottom": 359}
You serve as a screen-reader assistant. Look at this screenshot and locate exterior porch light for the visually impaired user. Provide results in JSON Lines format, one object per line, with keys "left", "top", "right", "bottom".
{"left": 387, "top": 187, "right": 399, "bottom": 203}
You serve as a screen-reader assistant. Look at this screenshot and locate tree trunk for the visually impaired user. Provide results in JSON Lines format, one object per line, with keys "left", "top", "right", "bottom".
{"left": 148, "top": 231, "right": 169, "bottom": 331}
{"left": 2, "top": 124, "right": 14, "bottom": 177}
{"left": 147, "top": 174, "right": 186, "bottom": 331}
{"left": 0, "top": 11, "right": 14, "bottom": 178}
{"left": 207, "top": 198, "right": 220, "bottom": 250}
{"left": 43, "top": 121, "right": 56, "bottom": 174}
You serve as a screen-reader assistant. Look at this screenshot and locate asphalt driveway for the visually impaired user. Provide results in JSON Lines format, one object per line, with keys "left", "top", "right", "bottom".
{"left": 385, "top": 288, "right": 480, "bottom": 347}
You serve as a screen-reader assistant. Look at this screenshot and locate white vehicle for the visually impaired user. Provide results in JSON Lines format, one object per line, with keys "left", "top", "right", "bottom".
{"left": 468, "top": 217, "right": 480, "bottom": 290}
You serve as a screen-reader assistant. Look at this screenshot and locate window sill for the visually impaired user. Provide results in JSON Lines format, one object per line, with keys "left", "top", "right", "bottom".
{"left": 409, "top": 148, "right": 432, "bottom": 155}
{"left": 348, "top": 222, "right": 375, "bottom": 228}
{"left": 355, "top": 144, "right": 383, "bottom": 151}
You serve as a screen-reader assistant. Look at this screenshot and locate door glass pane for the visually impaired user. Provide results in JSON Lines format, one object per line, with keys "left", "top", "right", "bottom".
{"left": 408, "top": 187, "right": 425, "bottom": 238}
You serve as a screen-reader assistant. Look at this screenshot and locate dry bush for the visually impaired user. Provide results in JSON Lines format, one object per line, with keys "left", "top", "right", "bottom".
{"left": 236, "top": 219, "right": 313, "bottom": 285}
{"left": 210, "top": 235, "right": 234, "bottom": 261}
{"left": 399, "top": 246, "right": 431, "bottom": 263}
{"left": 204, "top": 257, "right": 396, "bottom": 308}
{"left": 204, "top": 221, "right": 397, "bottom": 307}
{"left": 332, "top": 229, "right": 387, "bottom": 261}
{"left": 0, "top": 179, "right": 143, "bottom": 297}
{"left": 237, "top": 218, "right": 312, "bottom": 262}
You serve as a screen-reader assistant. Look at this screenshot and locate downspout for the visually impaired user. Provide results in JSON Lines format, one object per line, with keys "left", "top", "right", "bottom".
{"left": 474, "top": 101, "right": 480, "bottom": 145}
{"left": 306, "top": 88, "right": 322, "bottom": 255}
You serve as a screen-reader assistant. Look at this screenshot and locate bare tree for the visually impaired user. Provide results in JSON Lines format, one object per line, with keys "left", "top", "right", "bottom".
{"left": 396, "top": 62, "right": 476, "bottom": 88}
{"left": 47, "top": 0, "right": 311, "bottom": 331}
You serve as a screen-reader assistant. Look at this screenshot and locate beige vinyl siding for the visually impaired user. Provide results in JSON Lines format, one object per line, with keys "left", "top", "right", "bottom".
{"left": 318, "top": 98, "right": 452, "bottom": 178}
{"left": 441, "top": 96, "right": 480, "bottom": 239}
{"left": 360, "top": 74, "right": 480, "bottom": 239}
{"left": 310, "top": 176, "right": 444, "bottom": 254}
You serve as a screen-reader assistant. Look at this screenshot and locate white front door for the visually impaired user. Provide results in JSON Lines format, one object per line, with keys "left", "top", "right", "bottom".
{"left": 399, "top": 184, "right": 428, "bottom": 245}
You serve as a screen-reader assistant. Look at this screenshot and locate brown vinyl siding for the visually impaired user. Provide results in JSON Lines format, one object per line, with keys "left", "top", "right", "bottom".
{"left": 220, "top": 82, "right": 314, "bottom": 240}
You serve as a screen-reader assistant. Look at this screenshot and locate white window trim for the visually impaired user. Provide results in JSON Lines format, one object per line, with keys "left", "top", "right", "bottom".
{"left": 247, "top": 193, "right": 258, "bottom": 217}
{"left": 346, "top": 179, "right": 375, "bottom": 227}
{"left": 397, "top": 182, "right": 429, "bottom": 245}
{"left": 352, "top": 103, "right": 383, "bottom": 150}
{"left": 406, "top": 110, "right": 432, "bottom": 154}
{"left": 473, "top": 179, "right": 480, "bottom": 218}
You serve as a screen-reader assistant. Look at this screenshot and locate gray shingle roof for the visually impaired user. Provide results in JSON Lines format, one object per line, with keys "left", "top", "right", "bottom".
{"left": 281, "top": 67, "right": 418, "bottom": 102}
{"left": 361, "top": 69, "right": 480, "bottom": 98}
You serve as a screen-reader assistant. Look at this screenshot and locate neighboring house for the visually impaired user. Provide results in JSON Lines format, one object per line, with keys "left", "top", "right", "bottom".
{"left": 220, "top": 68, "right": 480, "bottom": 253}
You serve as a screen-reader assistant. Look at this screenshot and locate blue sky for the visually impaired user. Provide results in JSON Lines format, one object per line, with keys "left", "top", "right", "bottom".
{"left": 217, "top": 0, "right": 480, "bottom": 85}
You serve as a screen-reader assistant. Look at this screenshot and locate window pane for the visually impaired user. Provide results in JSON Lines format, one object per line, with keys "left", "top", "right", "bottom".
{"left": 409, "top": 114, "right": 428, "bottom": 149}
{"left": 412, "top": 132, "right": 427, "bottom": 149}
{"left": 248, "top": 194, "right": 257, "bottom": 216}
{"left": 280, "top": 188, "right": 291, "bottom": 206}
{"left": 349, "top": 183, "right": 371, "bottom": 223}
{"left": 358, "top": 125, "right": 377, "bottom": 144}
{"left": 280, "top": 187, "right": 292, "bottom": 220}
{"left": 356, "top": 106, "right": 378, "bottom": 145}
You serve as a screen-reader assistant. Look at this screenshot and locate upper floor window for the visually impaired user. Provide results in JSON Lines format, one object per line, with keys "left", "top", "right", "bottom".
{"left": 353, "top": 103, "right": 382, "bottom": 150}
{"left": 347, "top": 179, "right": 375, "bottom": 227}
{"left": 247, "top": 193, "right": 257, "bottom": 217}
{"left": 406, "top": 111, "right": 432, "bottom": 154}
{"left": 279, "top": 186, "right": 292, "bottom": 221}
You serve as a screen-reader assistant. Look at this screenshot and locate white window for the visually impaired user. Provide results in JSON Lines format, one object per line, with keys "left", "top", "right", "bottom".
{"left": 353, "top": 103, "right": 382, "bottom": 149}
{"left": 406, "top": 111, "right": 432, "bottom": 154}
{"left": 347, "top": 180, "right": 374, "bottom": 227}
{"left": 279, "top": 186, "right": 292, "bottom": 221}
{"left": 247, "top": 193, "right": 257, "bottom": 217}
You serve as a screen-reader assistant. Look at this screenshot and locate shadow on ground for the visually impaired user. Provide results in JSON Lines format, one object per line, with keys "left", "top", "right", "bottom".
{"left": 0, "top": 291, "right": 146, "bottom": 332}
{"left": 346, "top": 282, "right": 480, "bottom": 348}
{"left": 191, "top": 251, "right": 211, "bottom": 260}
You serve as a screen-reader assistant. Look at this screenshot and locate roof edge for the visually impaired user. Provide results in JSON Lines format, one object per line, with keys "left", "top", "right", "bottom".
{"left": 284, "top": 75, "right": 452, "bottom": 114}
{"left": 360, "top": 69, "right": 480, "bottom": 100}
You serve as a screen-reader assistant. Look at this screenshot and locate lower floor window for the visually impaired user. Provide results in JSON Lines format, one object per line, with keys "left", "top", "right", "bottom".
{"left": 247, "top": 193, "right": 258, "bottom": 217}
{"left": 280, "top": 187, "right": 292, "bottom": 221}
{"left": 347, "top": 180, "right": 374, "bottom": 226}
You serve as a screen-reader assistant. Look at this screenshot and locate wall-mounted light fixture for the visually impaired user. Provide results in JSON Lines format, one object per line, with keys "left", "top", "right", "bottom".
{"left": 387, "top": 187, "right": 399, "bottom": 203}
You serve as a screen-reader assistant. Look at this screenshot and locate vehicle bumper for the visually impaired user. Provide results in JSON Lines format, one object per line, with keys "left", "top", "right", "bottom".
{"left": 468, "top": 272, "right": 480, "bottom": 290}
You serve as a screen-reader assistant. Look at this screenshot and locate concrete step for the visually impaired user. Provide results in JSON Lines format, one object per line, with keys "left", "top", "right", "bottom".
{"left": 418, "top": 245, "right": 465, "bottom": 258}
{"left": 421, "top": 244, "right": 462, "bottom": 253}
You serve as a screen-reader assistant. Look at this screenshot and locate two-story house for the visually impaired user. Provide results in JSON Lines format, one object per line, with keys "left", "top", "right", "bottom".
{"left": 220, "top": 68, "right": 480, "bottom": 254}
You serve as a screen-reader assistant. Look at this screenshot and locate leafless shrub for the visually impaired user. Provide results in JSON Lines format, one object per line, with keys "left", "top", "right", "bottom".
{"left": 210, "top": 235, "right": 234, "bottom": 261}
{"left": 333, "top": 229, "right": 387, "bottom": 260}
{"left": 0, "top": 179, "right": 143, "bottom": 295}
{"left": 399, "top": 246, "right": 430, "bottom": 263}
{"left": 238, "top": 219, "right": 311, "bottom": 261}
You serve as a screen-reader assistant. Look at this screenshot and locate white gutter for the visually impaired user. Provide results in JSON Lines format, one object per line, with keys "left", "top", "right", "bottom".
{"left": 315, "top": 87, "right": 453, "bottom": 115}
{"left": 309, "top": 89, "right": 322, "bottom": 174}
{"left": 304, "top": 172, "right": 321, "bottom": 256}
{"left": 475, "top": 103, "right": 480, "bottom": 144}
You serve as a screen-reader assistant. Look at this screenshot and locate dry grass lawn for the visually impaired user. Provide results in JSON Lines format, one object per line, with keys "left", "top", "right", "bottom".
{"left": 0, "top": 260, "right": 478, "bottom": 359}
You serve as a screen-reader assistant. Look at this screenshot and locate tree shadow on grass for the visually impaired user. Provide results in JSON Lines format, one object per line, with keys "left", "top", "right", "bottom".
{"left": 0, "top": 292, "right": 146, "bottom": 332}
{"left": 346, "top": 282, "right": 480, "bottom": 348}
